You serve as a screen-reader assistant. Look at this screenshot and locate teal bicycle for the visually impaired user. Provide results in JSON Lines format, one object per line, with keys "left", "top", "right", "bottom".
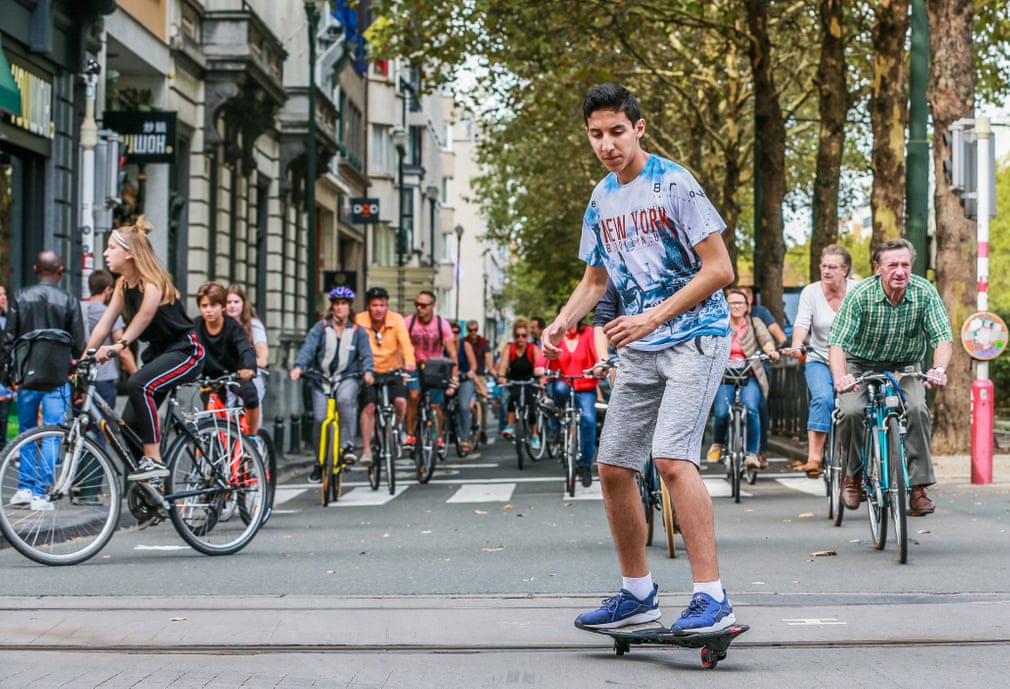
{"left": 832, "top": 369, "right": 937, "bottom": 564}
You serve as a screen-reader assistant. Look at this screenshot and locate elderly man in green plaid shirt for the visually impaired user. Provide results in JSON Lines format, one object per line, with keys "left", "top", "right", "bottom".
{"left": 828, "top": 238, "right": 953, "bottom": 517}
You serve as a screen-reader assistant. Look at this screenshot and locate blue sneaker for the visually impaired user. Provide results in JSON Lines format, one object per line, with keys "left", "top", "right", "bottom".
{"left": 575, "top": 585, "right": 661, "bottom": 629}
{"left": 670, "top": 590, "right": 736, "bottom": 635}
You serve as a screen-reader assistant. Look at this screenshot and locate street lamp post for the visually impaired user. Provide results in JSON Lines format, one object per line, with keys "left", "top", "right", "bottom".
{"left": 454, "top": 223, "right": 464, "bottom": 322}
{"left": 304, "top": 0, "right": 325, "bottom": 325}
{"left": 392, "top": 126, "right": 409, "bottom": 312}
{"left": 426, "top": 184, "right": 439, "bottom": 267}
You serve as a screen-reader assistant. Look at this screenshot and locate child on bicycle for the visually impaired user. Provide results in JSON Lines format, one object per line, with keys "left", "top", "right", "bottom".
{"left": 291, "top": 286, "right": 374, "bottom": 480}
{"left": 193, "top": 281, "right": 261, "bottom": 435}
{"left": 90, "top": 217, "right": 205, "bottom": 480}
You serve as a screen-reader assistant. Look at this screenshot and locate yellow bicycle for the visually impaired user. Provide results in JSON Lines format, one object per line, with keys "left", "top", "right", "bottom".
{"left": 305, "top": 369, "right": 349, "bottom": 506}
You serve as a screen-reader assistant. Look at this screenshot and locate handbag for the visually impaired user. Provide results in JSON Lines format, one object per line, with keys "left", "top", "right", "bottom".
{"left": 10, "top": 328, "right": 74, "bottom": 391}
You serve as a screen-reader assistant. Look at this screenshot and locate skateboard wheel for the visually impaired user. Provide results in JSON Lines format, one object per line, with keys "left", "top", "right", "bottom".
{"left": 701, "top": 648, "right": 718, "bottom": 669}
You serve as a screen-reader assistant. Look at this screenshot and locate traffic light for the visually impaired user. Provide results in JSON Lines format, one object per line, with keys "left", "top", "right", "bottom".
{"left": 942, "top": 123, "right": 966, "bottom": 193}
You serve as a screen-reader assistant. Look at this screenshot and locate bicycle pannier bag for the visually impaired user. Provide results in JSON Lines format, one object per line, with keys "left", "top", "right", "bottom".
{"left": 419, "top": 357, "right": 454, "bottom": 389}
{"left": 10, "top": 328, "right": 75, "bottom": 391}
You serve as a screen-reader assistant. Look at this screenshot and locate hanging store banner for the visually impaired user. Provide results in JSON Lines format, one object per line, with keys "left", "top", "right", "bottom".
{"left": 103, "top": 111, "right": 177, "bottom": 164}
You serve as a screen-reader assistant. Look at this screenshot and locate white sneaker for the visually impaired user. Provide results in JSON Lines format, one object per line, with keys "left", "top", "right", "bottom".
{"left": 30, "top": 495, "right": 55, "bottom": 512}
{"left": 9, "top": 488, "right": 34, "bottom": 507}
{"left": 360, "top": 451, "right": 373, "bottom": 467}
{"left": 128, "top": 457, "right": 170, "bottom": 481}
{"left": 746, "top": 453, "right": 761, "bottom": 469}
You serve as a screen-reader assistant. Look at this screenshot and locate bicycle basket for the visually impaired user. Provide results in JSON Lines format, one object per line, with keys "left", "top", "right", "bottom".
{"left": 722, "top": 361, "right": 752, "bottom": 386}
{"left": 419, "top": 357, "right": 454, "bottom": 389}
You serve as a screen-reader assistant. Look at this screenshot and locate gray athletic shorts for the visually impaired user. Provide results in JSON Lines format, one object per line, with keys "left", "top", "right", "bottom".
{"left": 598, "top": 334, "right": 730, "bottom": 471}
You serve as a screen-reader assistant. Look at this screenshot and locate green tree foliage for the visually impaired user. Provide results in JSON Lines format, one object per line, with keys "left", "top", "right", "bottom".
{"left": 986, "top": 157, "right": 1010, "bottom": 412}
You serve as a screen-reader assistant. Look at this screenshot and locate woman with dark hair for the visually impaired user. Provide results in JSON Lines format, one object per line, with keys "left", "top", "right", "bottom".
{"left": 290, "top": 286, "right": 374, "bottom": 480}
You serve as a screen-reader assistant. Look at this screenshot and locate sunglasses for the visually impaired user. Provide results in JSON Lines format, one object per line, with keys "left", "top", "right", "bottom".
{"left": 467, "top": 328, "right": 478, "bottom": 332}
{"left": 515, "top": 333, "right": 528, "bottom": 338}
{"left": 415, "top": 301, "right": 434, "bottom": 308}
{"left": 374, "top": 331, "right": 383, "bottom": 346}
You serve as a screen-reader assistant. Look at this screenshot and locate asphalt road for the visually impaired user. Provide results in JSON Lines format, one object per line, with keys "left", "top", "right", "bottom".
{"left": 1, "top": 434, "right": 1009, "bottom": 688}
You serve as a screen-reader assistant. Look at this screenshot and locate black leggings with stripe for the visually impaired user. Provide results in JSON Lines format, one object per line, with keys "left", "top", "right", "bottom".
{"left": 122, "top": 334, "right": 205, "bottom": 445}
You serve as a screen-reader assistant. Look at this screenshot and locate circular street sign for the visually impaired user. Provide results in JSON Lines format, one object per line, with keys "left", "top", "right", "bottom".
{"left": 960, "top": 311, "right": 1008, "bottom": 361}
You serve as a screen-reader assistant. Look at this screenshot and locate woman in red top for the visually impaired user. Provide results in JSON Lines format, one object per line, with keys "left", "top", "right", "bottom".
{"left": 538, "top": 317, "right": 600, "bottom": 486}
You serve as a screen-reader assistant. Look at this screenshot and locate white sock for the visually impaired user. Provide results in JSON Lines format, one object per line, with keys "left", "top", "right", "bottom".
{"left": 693, "top": 580, "right": 724, "bottom": 601}
{"left": 622, "top": 574, "right": 655, "bottom": 601}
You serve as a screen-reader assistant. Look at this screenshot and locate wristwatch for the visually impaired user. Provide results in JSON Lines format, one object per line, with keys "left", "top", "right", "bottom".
{"left": 934, "top": 367, "right": 946, "bottom": 375}
{"left": 118, "top": 337, "right": 130, "bottom": 348}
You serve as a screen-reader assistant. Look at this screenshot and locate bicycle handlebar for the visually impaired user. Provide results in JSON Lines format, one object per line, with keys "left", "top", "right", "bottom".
{"left": 839, "top": 370, "right": 940, "bottom": 394}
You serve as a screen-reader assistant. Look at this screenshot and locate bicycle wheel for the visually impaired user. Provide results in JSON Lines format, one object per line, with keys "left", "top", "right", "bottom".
{"left": 0, "top": 426, "right": 122, "bottom": 566}
{"left": 887, "top": 416, "right": 908, "bottom": 564}
{"left": 384, "top": 421, "right": 396, "bottom": 495}
{"left": 368, "top": 426, "right": 381, "bottom": 490}
{"left": 469, "top": 399, "right": 485, "bottom": 449}
{"left": 866, "top": 430, "right": 888, "bottom": 551}
{"left": 320, "top": 420, "right": 335, "bottom": 506}
{"left": 660, "top": 476, "right": 677, "bottom": 558}
{"left": 639, "top": 459, "right": 655, "bottom": 546}
{"left": 729, "top": 411, "right": 744, "bottom": 503}
{"left": 415, "top": 413, "right": 436, "bottom": 484}
{"left": 564, "top": 416, "right": 578, "bottom": 498}
{"left": 514, "top": 412, "right": 528, "bottom": 471}
{"left": 828, "top": 428, "right": 846, "bottom": 526}
{"left": 256, "top": 429, "right": 278, "bottom": 525}
{"left": 166, "top": 427, "right": 267, "bottom": 556}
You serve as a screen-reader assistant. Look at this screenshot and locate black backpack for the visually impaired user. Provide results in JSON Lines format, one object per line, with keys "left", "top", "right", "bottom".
{"left": 9, "top": 328, "right": 74, "bottom": 391}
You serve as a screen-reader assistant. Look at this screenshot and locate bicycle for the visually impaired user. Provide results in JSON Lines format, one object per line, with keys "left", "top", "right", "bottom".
{"left": 0, "top": 353, "right": 268, "bottom": 566}
{"left": 831, "top": 370, "right": 935, "bottom": 563}
{"left": 543, "top": 367, "right": 599, "bottom": 498}
{"left": 368, "top": 370, "right": 406, "bottom": 495}
{"left": 499, "top": 379, "right": 540, "bottom": 470}
{"left": 411, "top": 379, "right": 441, "bottom": 483}
{"left": 717, "top": 352, "right": 770, "bottom": 504}
{"left": 638, "top": 455, "right": 678, "bottom": 558}
{"left": 302, "top": 369, "right": 351, "bottom": 506}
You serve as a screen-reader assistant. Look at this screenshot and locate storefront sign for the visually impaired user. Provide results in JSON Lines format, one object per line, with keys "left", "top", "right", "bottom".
{"left": 6, "top": 62, "right": 52, "bottom": 138}
{"left": 349, "top": 197, "right": 380, "bottom": 224}
{"left": 103, "top": 111, "right": 177, "bottom": 164}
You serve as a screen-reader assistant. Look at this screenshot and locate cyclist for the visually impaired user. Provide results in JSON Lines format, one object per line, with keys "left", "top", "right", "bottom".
{"left": 707, "top": 288, "right": 780, "bottom": 471}
{"left": 291, "top": 286, "right": 374, "bottom": 480}
{"left": 828, "top": 238, "right": 952, "bottom": 516}
{"left": 354, "top": 286, "right": 415, "bottom": 466}
{"left": 193, "top": 281, "right": 260, "bottom": 435}
{"left": 449, "top": 321, "right": 483, "bottom": 453}
{"left": 546, "top": 83, "right": 736, "bottom": 634}
{"left": 404, "top": 290, "right": 458, "bottom": 452}
{"left": 226, "top": 284, "right": 269, "bottom": 407}
{"left": 537, "top": 308, "right": 601, "bottom": 487}
{"left": 782, "top": 245, "right": 856, "bottom": 476}
{"left": 464, "top": 320, "right": 493, "bottom": 379}
{"left": 495, "top": 317, "right": 540, "bottom": 447}
{"left": 89, "top": 218, "right": 205, "bottom": 480}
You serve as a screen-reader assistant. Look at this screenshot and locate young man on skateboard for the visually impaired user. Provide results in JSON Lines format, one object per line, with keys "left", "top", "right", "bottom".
{"left": 542, "top": 83, "right": 736, "bottom": 634}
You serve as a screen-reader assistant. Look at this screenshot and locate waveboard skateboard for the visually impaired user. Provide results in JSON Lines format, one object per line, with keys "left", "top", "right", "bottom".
{"left": 575, "top": 620, "right": 749, "bottom": 669}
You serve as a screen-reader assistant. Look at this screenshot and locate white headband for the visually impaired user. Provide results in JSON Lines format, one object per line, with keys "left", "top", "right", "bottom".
{"left": 111, "top": 230, "right": 130, "bottom": 250}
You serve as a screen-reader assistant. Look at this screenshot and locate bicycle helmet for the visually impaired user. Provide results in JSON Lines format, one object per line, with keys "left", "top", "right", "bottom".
{"left": 328, "top": 286, "right": 355, "bottom": 302}
{"left": 365, "top": 286, "right": 389, "bottom": 302}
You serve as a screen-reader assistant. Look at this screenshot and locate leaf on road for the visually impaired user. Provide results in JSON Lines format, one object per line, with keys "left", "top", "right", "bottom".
{"left": 474, "top": 509, "right": 488, "bottom": 515}
{"left": 170, "top": 617, "right": 186, "bottom": 622}
{"left": 917, "top": 529, "right": 930, "bottom": 534}
{"left": 798, "top": 512, "right": 815, "bottom": 518}
{"left": 504, "top": 504, "right": 513, "bottom": 510}
{"left": 482, "top": 546, "right": 505, "bottom": 552}
{"left": 811, "top": 550, "right": 838, "bottom": 557}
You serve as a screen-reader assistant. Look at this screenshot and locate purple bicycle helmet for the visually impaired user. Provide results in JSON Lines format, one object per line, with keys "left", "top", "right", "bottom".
{"left": 328, "top": 286, "right": 355, "bottom": 302}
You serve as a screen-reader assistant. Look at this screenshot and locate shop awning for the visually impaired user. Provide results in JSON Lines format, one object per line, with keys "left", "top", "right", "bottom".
{"left": 0, "top": 45, "right": 22, "bottom": 117}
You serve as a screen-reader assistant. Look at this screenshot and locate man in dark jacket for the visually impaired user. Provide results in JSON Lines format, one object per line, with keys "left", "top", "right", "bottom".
{"left": 1, "top": 251, "right": 87, "bottom": 512}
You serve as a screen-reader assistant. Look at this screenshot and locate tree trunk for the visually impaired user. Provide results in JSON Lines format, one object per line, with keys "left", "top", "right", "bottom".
{"left": 869, "top": 0, "right": 910, "bottom": 248}
{"left": 746, "top": 0, "right": 787, "bottom": 323}
{"left": 927, "top": 0, "right": 974, "bottom": 453}
{"left": 810, "top": 0, "right": 848, "bottom": 283}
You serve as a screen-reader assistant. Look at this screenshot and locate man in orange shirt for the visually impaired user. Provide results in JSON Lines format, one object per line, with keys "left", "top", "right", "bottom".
{"left": 354, "top": 287, "right": 415, "bottom": 466}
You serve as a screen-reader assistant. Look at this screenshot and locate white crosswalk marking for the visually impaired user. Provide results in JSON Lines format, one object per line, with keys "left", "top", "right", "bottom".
{"left": 447, "top": 483, "right": 516, "bottom": 503}
{"left": 776, "top": 477, "right": 827, "bottom": 496}
{"left": 328, "top": 486, "right": 407, "bottom": 506}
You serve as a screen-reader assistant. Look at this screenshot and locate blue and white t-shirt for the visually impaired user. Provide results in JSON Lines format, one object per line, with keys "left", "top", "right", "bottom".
{"left": 580, "top": 154, "right": 730, "bottom": 351}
